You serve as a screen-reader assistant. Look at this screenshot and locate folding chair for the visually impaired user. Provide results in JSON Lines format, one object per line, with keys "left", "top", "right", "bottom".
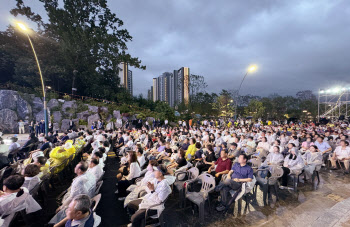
{"left": 91, "top": 194, "right": 102, "bottom": 212}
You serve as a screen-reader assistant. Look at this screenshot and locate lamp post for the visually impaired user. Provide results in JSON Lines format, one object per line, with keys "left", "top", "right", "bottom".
{"left": 234, "top": 65, "right": 257, "bottom": 120}
{"left": 17, "top": 22, "right": 49, "bottom": 136}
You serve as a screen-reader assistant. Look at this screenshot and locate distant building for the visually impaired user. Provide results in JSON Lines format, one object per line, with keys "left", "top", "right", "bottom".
{"left": 127, "top": 69, "right": 133, "bottom": 96}
{"left": 118, "top": 62, "right": 133, "bottom": 95}
{"left": 147, "top": 87, "right": 153, "bottom": 100}
{"left": 152, "top": 78, "right": 158, "bottom": 102}
{"left": 150, "top": 67, "right": 190, "bottom": 107}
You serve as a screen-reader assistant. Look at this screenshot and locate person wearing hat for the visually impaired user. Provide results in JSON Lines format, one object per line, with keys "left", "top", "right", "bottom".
{"left": 126, "top": 164, "right": 171, "bottom": 227}
{"left": 280, "top": 148, "right": 304, "bottom": 189}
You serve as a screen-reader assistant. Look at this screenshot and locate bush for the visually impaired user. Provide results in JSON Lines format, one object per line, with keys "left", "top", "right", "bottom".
{"left": 79, "top": 119, "right": 88, "bottom": 125}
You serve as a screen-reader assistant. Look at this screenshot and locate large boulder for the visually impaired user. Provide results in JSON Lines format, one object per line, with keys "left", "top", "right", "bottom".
{"left": 0, "top": 90, "right": 18, "bottom": 110}
{"left": 53, "top": 123, "right": 60, "bottom": 132}
{"left": 32, "top": 97, "right": 43, "bottom": 111}
{"left": 86, "top": 105, "right": 98, "bottom": 113}
{"left": 113, "top": 110, "right": 121, "bottom": 119}
{"left": 61, "top": 119, "right": 71, "bottom": 132}
{"left": 16, "top": 96, "right": 32, "bottom": 120}
{"left": 47, "top": 99, "right": 59, "bottom": 109}
{"left": 52, "top": 111, "right": 62, "bottom": 123}
{"left": 106, "top": 114, "right": 112, "bottom": 122}
{"left": 88, "top": 113, "right": 100, "bottom": 128}
{"left": 100, "top": 106, "right": 108, "bottom": 113}
{"left": 35, "top": 110, "right": 46, "bottom": 122}
{"left": 72, "top": 119, "right": 79, "bottom": 129}
{"left": 77, "top": 111, "right": 89, "bottom": 121}
{"left": 0, "top": 109, "right": 18, "bottom": 133}
{"left": 62, "top": 101, "right": 77, "bottom": 112}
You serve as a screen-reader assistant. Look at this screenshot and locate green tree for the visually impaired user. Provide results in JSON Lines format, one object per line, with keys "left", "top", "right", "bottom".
{"left": 4, "top": 0, "right": 145, "bottom": 100}
{"left": 244, "top": 99, "right": 265, "bottom": 120}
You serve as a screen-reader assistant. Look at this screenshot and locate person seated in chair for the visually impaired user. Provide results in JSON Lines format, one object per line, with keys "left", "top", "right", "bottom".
{"left": 330, "top": 140, "right": 350, "bottom": 173}
{"left": 302, "top": 145, "right": 322, "bottom": 180}
{"left": 53, "top": 194, "right": 101, "bottom": 227}
{"left": 280, "top": 149, "right": 304, "bottom": 189}
{"left": 21, "top": 164, "right": 41, "bottom": 191}
{"left": 87, "top": 158, "right": 104, "bottom": 183}
{"left": 0, "top": 175, "right": 42, "bottom": 227}
{"left": 7, "top": 137, "right": 20, "bottom": 163}
{"left": 126, "top": 165, "right": 171, "bottom": 227}
{"left": 208, "top": 150, "right": 232, "bottom": 184}
{"left": 18, "top": 133, "right": 38, "bottom": 159}
{"left": 215, "top": 154, "right": 253, "bottom": 212}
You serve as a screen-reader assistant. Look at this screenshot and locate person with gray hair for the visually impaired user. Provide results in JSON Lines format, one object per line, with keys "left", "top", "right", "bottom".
{"left": 55, "top": 161, "right": 96, "bottom": 214}
{"left": 53, "top": 194, "right": 101, "bottom": 227}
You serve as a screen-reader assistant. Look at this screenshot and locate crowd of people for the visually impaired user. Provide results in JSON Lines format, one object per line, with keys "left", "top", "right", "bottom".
{"left": 0, "top": 117, "right": 350, "bottom": 226}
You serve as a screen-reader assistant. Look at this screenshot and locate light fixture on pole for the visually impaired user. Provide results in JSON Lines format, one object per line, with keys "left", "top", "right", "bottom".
{"left": 17, "top": 22, "right": 49, "bottom": 136}
{"left": 234, "top": 64, "right": 257, "bottom": 120}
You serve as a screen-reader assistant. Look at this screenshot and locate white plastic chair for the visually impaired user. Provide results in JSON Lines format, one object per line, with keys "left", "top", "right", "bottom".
{"left": 174, "top": 167, "right": 199, "bottom": 208}
{"left": 185, "top": 173, "right": 216, "bottom": 223}
{"left": 91, "top": 194, "right": 101, "bottom": 212}
{"left": 95, "top": 180, "right": 103, "bottom": 196}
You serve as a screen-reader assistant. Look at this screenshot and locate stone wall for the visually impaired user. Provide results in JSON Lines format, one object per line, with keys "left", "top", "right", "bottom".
{"left": 0, "top": 89, "right": 128, "bottom": 134}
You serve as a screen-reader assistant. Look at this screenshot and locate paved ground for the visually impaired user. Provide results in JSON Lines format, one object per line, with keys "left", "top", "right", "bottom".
{"left": 97, "top": 154, "right": 350, "bottom": 227}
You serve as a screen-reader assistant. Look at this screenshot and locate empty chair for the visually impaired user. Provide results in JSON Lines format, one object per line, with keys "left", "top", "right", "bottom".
{"left": 256, "top": 165, "right": 283, "bottom": 206}
{"left": 174, "top": 167, "right": 199, "bottom": 208}
{"left": 185, "top": 173, "right": 216, "bottom": 223}
{"left": 95, "top": 180, "right": 103, "bottom": 196}
{"left": 91, "top": 194, "right": 102, "bottom": 212}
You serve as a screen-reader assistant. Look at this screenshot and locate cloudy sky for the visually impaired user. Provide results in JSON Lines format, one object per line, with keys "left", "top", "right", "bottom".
{"left": 1, "top": 0, "right": 350, "bottom": 97}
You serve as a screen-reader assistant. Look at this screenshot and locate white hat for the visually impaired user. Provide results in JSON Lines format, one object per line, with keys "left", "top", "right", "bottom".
{"left": 32, "top": 151, "right": 44, "bottom": 162}
{"left": 64, "top": 142, "right": 73, "bottom": 150}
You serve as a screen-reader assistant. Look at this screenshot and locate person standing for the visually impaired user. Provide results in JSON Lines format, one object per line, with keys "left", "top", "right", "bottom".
{"left": 29, "top": 121, "right": 34, "bottom": 134}
{"left": 35, "top": 121, "right": 40, "bottom": 137}
{"left": 18, "top": 120, "right": 25, "bottom": 134}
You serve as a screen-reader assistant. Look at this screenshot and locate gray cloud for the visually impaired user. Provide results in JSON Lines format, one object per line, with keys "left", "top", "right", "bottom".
{"left": 1, "top": 0, "right": 350, "bottom": 97}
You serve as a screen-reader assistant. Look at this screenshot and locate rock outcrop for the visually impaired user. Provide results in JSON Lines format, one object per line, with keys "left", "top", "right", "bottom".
{"left": 0, "top": 109, "right": 18, "bottom": 133}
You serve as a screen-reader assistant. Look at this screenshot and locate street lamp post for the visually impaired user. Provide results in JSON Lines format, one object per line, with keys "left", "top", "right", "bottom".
{"left": 17, "top": 22, "right": 49, "bottom": 136}
{"left": 234, "top": 65, "right": 257, "bottom": 120}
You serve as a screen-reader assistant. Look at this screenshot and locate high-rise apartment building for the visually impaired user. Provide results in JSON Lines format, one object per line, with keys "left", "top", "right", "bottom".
{"left": 118, "top": 62, "right": 133, "bottom": 95}
{"left": 150, "top": 67, "right": 190, "bottom": 107}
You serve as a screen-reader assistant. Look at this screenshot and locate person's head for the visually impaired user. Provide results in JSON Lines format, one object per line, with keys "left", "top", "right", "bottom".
{"left": 179, "top": 148, "right": 185, "bottom": 158}
{"left": 340, "top": 140, "right": 349, "bottom": 147}
{"left": 3, "top": 174, "right": 24, "bottom": 192}
{"left": 288, "top": 143, "right": 295, "bottom": 149}
{"left": 262, "top": 137, "right": 267, "bottom": 142}
{"left": 165, "top": 142, "right": 170, "bottom": 149}
{"left": 195, "top": 142, "right": 201, "bottom": 149}
{"left": 92, "top": 151, "right": 103, "bottom": 160}
{"left": 238, "top": 154, "right": 248, "bottom": 165}
{"left": 273, "top": 146, "right": 280, "bottom": 153}
{"left": 155, "top": 165, "right": 167, "bottom": 179}
{"left": 66, "top": 194, "right": 91, "bottom": 221}
{"left": 98, "top": 147, "right": 105, "bottom": 154}
{"left": 30, "top": 133, "right": 36, "bottom": 139}
{"left": 310, "top": 145, "right": 318, "bottom": 152}
{"left": 74, "top": 161, "right": 89, "bottom": 175}
{"left": 274, "top": 140, "right": 280, "bottom": 145}
{"left": 35, "top": 156, "right": 47, "bottom": 167}
{"left": 317, "top": 137, "right": 324, "bottom": 143}
{"left": 137, "top": 147, "right": 143, "bottom": 156}
{"left": 128, "top": 151, "right": 138, "bottom": 163}
{"left": 22, "top": 164, "right": 40, "bottom": 177}
{"left": 89, "top": 158, "right": 99, "bottom": 168}
{"left": 190, "top": 138, "right": 196, "bottom": 145}
{"left": 306, "top": 137, "right": 312, "bottom": 142}
{"left": 10, "top": 137, "right": 18, "bottom": 143}
{"left": 220, "top": 150, "right": 228, "bottom": 159}
{"left": 147, "top": 160, "right": 158, "bottom": 171}
{"left": 230, "top": 142, "right": 237, "bottom": 149}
